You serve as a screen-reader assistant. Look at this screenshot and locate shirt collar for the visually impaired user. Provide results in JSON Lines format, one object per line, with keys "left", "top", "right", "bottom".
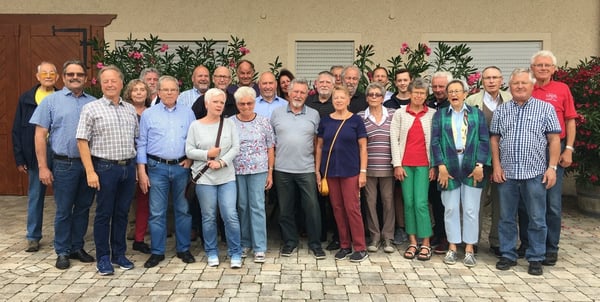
{"left": 286, "top": 104, "right": 306, "bottom": 115}
{"left": 447, "top": 103, "right": 469, "bottom": 114}
{"left": 364, "top": 106, "right": 388, "bottom": 120}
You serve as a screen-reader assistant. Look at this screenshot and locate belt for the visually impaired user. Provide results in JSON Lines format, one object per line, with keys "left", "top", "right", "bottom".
{"left": 148, "top": 154, "right": 187, "bottom": 165}
{"left": 92, "top": 156, "right": 135, "bottom": 166}
{"left": 456, "top": 149, "right": 464, "bottom": 154}
{"left": 53, "top": 154, "right": 80, "bottom": 161}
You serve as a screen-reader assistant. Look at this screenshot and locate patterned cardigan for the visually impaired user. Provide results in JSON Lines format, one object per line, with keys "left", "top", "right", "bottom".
{"left": 390, "top": 107, "right": 436, "bottom": 168}
{"left": 430, "top": 104, "right": 490, "bottom": 190}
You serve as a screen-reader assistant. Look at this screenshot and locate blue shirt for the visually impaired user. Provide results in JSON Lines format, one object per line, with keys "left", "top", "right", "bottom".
{"left": 177, "top": 88, "right": 202, "bottom": 108}
{"left": 136, "top": 102, "right": 196, "bottom": 164}
{"left": 255, "top": 96, "right": 288, "bottom": 119}
{"left": 490, "top": 97, "right": 561, "bottom": 180}
{"left": 318, "top": 114, "right": 367, "bottom": 177}
{"left": 29, "top": 87, "right": 96, "bottom": 158}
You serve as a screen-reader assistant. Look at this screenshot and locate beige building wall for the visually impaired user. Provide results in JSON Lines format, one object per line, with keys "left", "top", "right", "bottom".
{"left": 2, "top": 0, "right": 599, "bottom": 74}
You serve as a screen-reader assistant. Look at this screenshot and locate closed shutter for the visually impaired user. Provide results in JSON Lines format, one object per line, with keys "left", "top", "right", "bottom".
{"left": 295, "top": 41, "right": 355, "bottom": 82}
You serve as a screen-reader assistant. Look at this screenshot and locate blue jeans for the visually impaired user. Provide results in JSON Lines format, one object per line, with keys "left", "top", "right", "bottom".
{"left": 93, "top": 159, "right": 136, "bottom": 258}
{"left": 546, "top": 142, "right": 566, "bottom": 254}
{"left": 147, "top": 159, "right": 191, "bottom": 254}
{"left": 441, "top": 184, "right": 482, "bottom": 245}
{"left": 52, "top": 159, "right": 95, "bottom": 256}
{"left": 236, "top": 173, "right": 268, "bottom": 253}
{"left": 26, "top": 167, "right": 47, "bottom": 241}
{"left": 498, "top": 175, "right": 547, "bottom": 262}
{"left": 196, "top": 181, "right": 241, "bottom": 258}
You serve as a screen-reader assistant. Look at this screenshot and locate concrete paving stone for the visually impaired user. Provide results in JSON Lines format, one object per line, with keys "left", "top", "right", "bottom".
{"left": 274, "top": 282, "right": 301, "bottom": 291}
{"left": 253, "top": 274, "right": 280, "bottom": 283}
{"left": 280, "top": 274, "right": 301, "bottom": 284}
{"left": 342, "top": 284, "right": 360, "bottom": 294}
{"left": 36, "top": 284, "right": 68, "bottom": 293}
{"left": 335, "top": 277, "right": 361, "bottom": 286}
{"left": 190, "top": 280, "right": 218, "bottom": 289}
{"left": 430, "top": 287, "right": 450, "bottom": 298}
{"left": 6, "top": 292, "right": 40, "bottom": 302}
{"left": 347, "top": 293, "right": 373, "bottom": 301}
{"left": 561, "top": 291, "right": 593, "bottom": 301}
{"left": 238, "top": 282, "right": 261, "bottom": 293}
{"left": 405, "top": 279, "right": 434, "bottom": 288}
{"left": 409, "top": 287, "right": 436, "bottom": 298}
{"left": 217, "top": 274, "right": 241, "bottom": 284}
{"left": 323, "top": 285, "right": 348, "bottom": 295}
{"left": 199, "top": 272, "right": 223, "bottom": 281}
{"left": 282, "top": 289, "right": 311, "bottom": 300}
{"left": 322, "top": 293, "right": 351, "bottom": 300}
{"left": 384, "top": 284, "right": 410, "bottom": 294}
{"left": 257, "top": 296, "right": 282, "bottom": 302}
{"left": 358, "top": 285, "right": 387, "bottom": 294}
{"left": 301, "top": 282, "right": 323, "bottom": 291}
{"left": 471, "top": 287, "right": 502, "bottom": 298}
{"left": 62, "top": 283, "right": 93, "bottom": 294}
{"left": 358, "top": 272, "right": 383, "bottom": 285}
{"left": 384, "top": 293, "right": 416, "bottom": 301}
{"left": 192, "top": 288, "right": 223, "bottom": 298}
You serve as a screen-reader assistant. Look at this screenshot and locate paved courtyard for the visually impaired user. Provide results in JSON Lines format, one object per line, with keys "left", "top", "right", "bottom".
{"left": 0, "top": 193, "right": 599, "bottom": 301}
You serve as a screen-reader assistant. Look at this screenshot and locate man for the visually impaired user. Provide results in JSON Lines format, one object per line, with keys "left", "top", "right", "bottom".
{"left": 137, "top": 75, "right": 196, "bottom": 269}
{"left": 371, "top": 67, "right": 394, "bottom": 101}
{"left": 255, "top": 71, "right": 288, "bottom": 118}
{"left": 491, "top": 68, "right": 561, "bottom": 276}
{"left": 330, "top": 65, "right": 344, "bottom": 86}
{"left": 12, "top": 61, "right": 58, "bottom": 252}
{"left": 76, "top": 65, "right": 139, "bottom": 275}
{"left": 227, "top": 59, "right": 260, "bottom": 95}
{"left": 529, "top": 50, "right": 578, "bottom": 266}
{"left": 465, "top": 66, "right": 512, "bottom": 257}
{"left": 178, "top": 65, "right": 210, "bottom": 108}
{"left": 192, "top": 66, "right": 238, "bottom": 119}
{"left": 139, "top": 67, "right": 161, "bottom": 105}
{"left": 30, "top": 59, "right": 96, "bottom": 269}
{"left": 384, "top": 69, "right": 412, "bottom": 109}
{"left": 270, "top": 79, "right": 325, "bottom": 259}
{"left": 426, "top": 71, "right": 453, "bottom": 254}
{"left": 342, "top": 65, "right": 368, "bottom": 113}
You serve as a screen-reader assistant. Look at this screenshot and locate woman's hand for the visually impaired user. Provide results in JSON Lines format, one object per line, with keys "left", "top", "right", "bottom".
{"left": 437, "top": 165, "right": 453, "bottom": 189}
{"left": 468, "top": 165, "right": 484, "bottom": 186}
{"left": 207, "top": 147, "right": 221, "bottom": 158}
{"left": 207, "top": 159, "right": 221, "bottom": 169}
{"left": 358, "top": 172, "right": 367, "bottom": 188}
{"left": 394, "top": 166, "right": 407, "bottom": 181}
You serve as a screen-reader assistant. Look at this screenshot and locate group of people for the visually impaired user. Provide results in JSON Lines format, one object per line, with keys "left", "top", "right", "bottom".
{"left": 12, "top": 49, "right": 576, "bottom": 276}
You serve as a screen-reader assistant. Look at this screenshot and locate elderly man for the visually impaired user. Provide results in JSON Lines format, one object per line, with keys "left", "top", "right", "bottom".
{"left": 270, "top": 79, "right": 325, "bottom": 259}
{"left": 255, "top": 71, "right": 287, "bottom": 118}
{"left": 139, "top": 67, "right": 161, "bottom": 105}
{"left": 371, "top": 67, "right": 394, "bottom": 101}
{"left": 465, "top": 66, "right": 512, "bottom": 257}
{"left": 384, "top": 69, "right": 412, "bottom": 109}
{"left": 330, "top": 65, "right": 344, "bottom": 86}
{"left": 342, "top": 66, "right": 368, "bottom": 113}
{"left": 192, "top": 66, "right": 238, "bottom": 119}
{"left": 178, "top": 65, "right": 210, "bottom": 108}
{"left": 13, "top": 61, "right": 59, "bottom": 252}
{"left": 491, "top": 68, "right": 561, "bottom": 276}
{"left": 30, "top": 59, "right": 96, "bottom": 270}
{"left": 137, "top": 75, "right": 196, "bottom": 269}
{"left": 227, "top": 60, "right": 260, "bottom": 95}
{"left": 77, "top": 65, "right": 139, "bottom": 275}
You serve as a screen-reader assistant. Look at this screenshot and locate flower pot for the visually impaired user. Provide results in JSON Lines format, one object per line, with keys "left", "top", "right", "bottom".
{"left": 576, "top": 184, "right": 600, "bottom": 217}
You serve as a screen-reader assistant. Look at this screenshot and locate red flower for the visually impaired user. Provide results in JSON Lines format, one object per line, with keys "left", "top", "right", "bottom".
{"left": 96, "top": 62, "right": 104, "bottom": 69}
{"left": 91, "top": 77, "right": 97, "bottom": 85}
{"left": 239, "top": 47, "right": 250, "bottom": 55}
{"left": 424, "top": 45, "right": 432, "bottom": 56}
{"left": 590, "top": 174, "right": 599, "bottom": 183}
{"left": 400, "top": 42, "right": 409, "bottom": 54}
{"left": 160, "top": 44, "right": 169, "bottom": 52}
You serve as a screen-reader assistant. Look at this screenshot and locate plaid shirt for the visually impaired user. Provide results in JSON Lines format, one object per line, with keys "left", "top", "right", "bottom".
{"left": 76, "top": 97, "right": 138, "bottom": 160}
{"left": 490, "top": 97, "right": 561, "bottom": 180}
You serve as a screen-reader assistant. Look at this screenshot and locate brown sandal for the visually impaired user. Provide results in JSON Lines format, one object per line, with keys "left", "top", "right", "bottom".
{"left": 404, "top": 244, "right": 418, "bottom": 259}
{"left": 417, "top": 246, "right": 432, "bottom": 261}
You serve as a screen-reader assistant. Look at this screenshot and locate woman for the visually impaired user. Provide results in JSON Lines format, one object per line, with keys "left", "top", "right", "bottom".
{"left": 315, "top": 85, "right": 368, "bottom": 262}
{"left": 123, "top": 79, "right": 151, "bottom": 254}
{"left": 431, "top": 79, "right": 490, "bottom": 267}
{"left": 277, "top": 69, "right": 295, "bottom": 101}
{"left": 231, "top": 87, "right": 275, "bottom": 263}
{"left": 186, "top": 88, "right": 241, "bottom": 268}
{"left": 390, "top": 78, "right": 436, "bottom": 261}
{"left": 357, "top": 82, "right": 396, "bottom": 253}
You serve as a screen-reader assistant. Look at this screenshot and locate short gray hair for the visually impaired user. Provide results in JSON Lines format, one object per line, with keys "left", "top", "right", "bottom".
{"left": 531, "top": 50, "right": 557, "bottom": 66}
{"left": 204, "top": 87, "right": 226, "bottom": 103}
{"left": 289, "top": 78, "right": 309, "bottom": 92}
{"left": 139, "top": 67, "right": 160, "bottom": 80}
{"left": 234, "top": 86, "right": 256, "bottom": 103}
{"left": 366, "top": 82, "right": 385, "bottom": 96}
{"left": 431, "top": 71, "right": 453, "bottom": 83}
{"left": 509, "top": 68, "right": 537, "bottom": 85}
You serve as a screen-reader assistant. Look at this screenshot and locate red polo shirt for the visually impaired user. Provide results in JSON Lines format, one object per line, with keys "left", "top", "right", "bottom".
{"left": 532, "top": 80, "right": 578, "bottom": 139}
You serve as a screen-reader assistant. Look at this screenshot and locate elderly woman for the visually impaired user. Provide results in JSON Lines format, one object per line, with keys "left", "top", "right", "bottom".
{"left": 123, "top": 79, "right": 152, "bottom": 254}
{"left": 230, "top": 87, "right": 275, "bottom": 263}
{"left": 390, "top": 78, "right": 436, "bottom": 261}
{"left": 357, "top": 82, "right": 396, "bottom": 253}
{"left": 315, "top": 85, "right": 369, "bottom": 262}
{"left": 277, "top": 69, "right": 295, "bottom": 101}
{"left": 431, "top": 79, "right": 490, "bottom": 267}
{"left": 186, "top": 88, "right": 241, "bottom": 268}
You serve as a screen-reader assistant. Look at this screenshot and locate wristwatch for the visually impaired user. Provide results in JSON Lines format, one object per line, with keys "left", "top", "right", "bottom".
{"left": 549, "top": 165, "right": 558, "bottom": 171}
{"left": 475, "top": 163, "right": 484, "bottom": 168}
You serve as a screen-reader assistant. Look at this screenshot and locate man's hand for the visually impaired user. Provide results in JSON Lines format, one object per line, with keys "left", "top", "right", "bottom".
{"left": 542, "top": 168, "right": 557, "bottom": 189}
{"left": 17, "top": 165, "right": 28, "bottom": 174}
{"left": 87, "top": 171, "right": 100, "bottom": 191}
{"left": 39, "top": 166, "right": 54, "bottom": 186}
{"left": 559, "top": 150, "right": 573, "bottom": 168}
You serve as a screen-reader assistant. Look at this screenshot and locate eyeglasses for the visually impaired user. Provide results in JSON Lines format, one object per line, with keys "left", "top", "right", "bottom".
{"left": 532, "top": 63, "right": 554, "bottom": 68}
{"left": 160, "top": 88, "right": 178, "bottom": 93}
{"left": 237, "top": 102, "right": 254, "bottom": 106}
{"left": 214, "top": 75, "right": 231, "bottom": 79}
{"left": 366, "top": 93, "right": 383, "bottom": 98}
{"left": 482, "top": 76, "right": 502, "bottom": 81}
{"left": 447, "top": 90, "right": 464, "bottom": 95}
{"left": 65, "top": 72, "right": 86, "bottom": 78}
{"left": 39, "top": 71, "right": 57, "bottom": 77}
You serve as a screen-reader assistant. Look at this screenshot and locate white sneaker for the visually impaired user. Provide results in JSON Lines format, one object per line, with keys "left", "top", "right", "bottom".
{"left": 207, "top": 255, "right": 219, "bottom": 267}
{"left": 230, "top": 256, "right": 242, "bottom": 268}
{"left": 254, "top": 252, "right": 266, "bottom": 263}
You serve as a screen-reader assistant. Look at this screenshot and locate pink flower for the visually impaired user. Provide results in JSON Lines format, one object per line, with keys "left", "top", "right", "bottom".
{"left": 367, "top": 71, "right": 373, "bottom": 82}
{"left": 239, "top": 47, "right": 250, "bottom": 55}
{"left": 132, "top": 52, "right": 143, "bottom": 60}
{"left": 308, "top": 89, "right": 317, "bottom": 96}
{"left": 96, "top": 62, "right": 104, "bottom": 69}
{"left": 467, "top": 72, "right": 481, "bottom": 86}
{"left": 91, "top": 77, "right": 97, "bottom": 85}
{"left": 160, "top": 44, "right": 169, "bottom": 52}
{"left": 424, "top": 45, "right": 432, "bottom": 56}
{"left": 400, "top": 42, "right": 409, "bottom": 54}
{"left": 178, "top": 79, "right": 183, "bottom": 86}
{"left": 229, "top": 59, "right": 236, "bottom": 68}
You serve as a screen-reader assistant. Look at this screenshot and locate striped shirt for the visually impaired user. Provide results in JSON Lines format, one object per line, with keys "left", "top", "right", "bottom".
{"left": 490, "top": 97, "right": 561, "bottom": 180}
{"left": 358, "top": 107, "right": 395, "bottom": 177}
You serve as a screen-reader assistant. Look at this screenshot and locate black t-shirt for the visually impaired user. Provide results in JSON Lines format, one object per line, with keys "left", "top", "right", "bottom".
{"left": 191, "top": 92, "right": 238, "bottom": 119}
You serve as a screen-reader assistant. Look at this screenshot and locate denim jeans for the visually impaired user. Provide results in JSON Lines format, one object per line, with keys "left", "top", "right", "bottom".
{"left": 26, "top": 166, "right": 47, "bottom": 241}
{"left": 93, "top": 160, "right": 136, "bottom": 258}
{"left": 498, "top": 175, "right": 547, "bottom": 262}
{"left": 196, "top": 181, "right": 241, "bottom": 258}
{"left": 274, "top": 171, "right": 322, "bottom": 250}
{"left": 236, "top": 173, "right": 268, "bottom": 253}
{"left": 52, "top": 159, "right": 95, "bottom": 256}
{"left": 441, "top": 184, "right": 482, "bottom": 245}
{"left": 545, "top": 142, "right": 566, "bottom": 254}
{"left": 147, "top": 159, "right": 192, "bottom": 254}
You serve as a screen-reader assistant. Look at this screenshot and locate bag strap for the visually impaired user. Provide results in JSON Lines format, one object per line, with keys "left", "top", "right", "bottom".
{"left": 191, "top": 116, "right": 225, "bottom": 182}
{"left": 323, "top": 118, "right": 347, "bottom": 178}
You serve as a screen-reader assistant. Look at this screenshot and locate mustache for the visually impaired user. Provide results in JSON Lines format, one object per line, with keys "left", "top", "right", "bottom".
{"left": 68, "top": 79, "right": 83, "bottom": 84}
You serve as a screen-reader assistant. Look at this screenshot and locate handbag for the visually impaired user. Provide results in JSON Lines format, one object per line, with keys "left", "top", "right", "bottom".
{"left": 320, "top": 118, "right": 347, "bottom": 196}
{"left": 185, "top": 117, "right": 224, "bottom": 202}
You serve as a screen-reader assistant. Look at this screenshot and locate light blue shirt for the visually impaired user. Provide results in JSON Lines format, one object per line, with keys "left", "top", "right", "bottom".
{"left": 448, "top": 103, "right": 467, "bottom": 150}
{"left": 254, "top": 96, "right": 288, "bottom": 119}
{"left": 29, "top": 87, "right": 96, "bottom": 158}
{"left": 177, "top": 88, "right": 202, "bottom": 108}
{"left": 136, "top": 102, "right": 196, "bottom": 164}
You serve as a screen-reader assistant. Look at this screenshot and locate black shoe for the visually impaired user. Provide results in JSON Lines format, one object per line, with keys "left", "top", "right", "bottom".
{"left": 280, "top": 245, "right": 295, "bottom": 257}
{"left": 528, "top": 261, "right": 543, "bottom": 275}
{"left": 489, "top": 246, "right": 502, "bottom": 257}
{"left": 473, "top": 245, "right": 478, "bottom": 254}
{"left": 542, "top": 252, "right": 558, "bottom": 266}
{"left": 311, "top": 247, "right": 326, "bottom": 260}
{"left": 132, "top": 241, "right": 151, "bottom": 254}
{"left": 496, "top": 257, "right": 517, "bottom": 270}
{"left": 191, "top": 229, "right": 198, "bottom": 242}
{"left": 69, "top": 249, "right": 95, "bottom": 263}
{"left": 144, "top": 254, "right": 165, "bottom": 268}
{"left": 516, "top": 245, "right": 527, "bottom": 258}
{"left": 433, "top": 238, "right": 449, "bottom": 254}
{"left": 326, "top": 240, "right": 340, "bottom": 251}
{"left": 334, "top": 248, "right": 352, "bottom": 260}
{"left": 349, "top": 250, "right": 369, "bottom": 262}
{"left": 56, "top": 255, "right": 70, "bottom": 269}
{"left": 176, "top": 251, "right": 196, "bottom": 263}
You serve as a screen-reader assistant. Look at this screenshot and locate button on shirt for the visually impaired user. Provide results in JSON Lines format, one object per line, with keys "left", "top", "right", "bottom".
{"left": 490, "top": 97, "right": 561, "bottom": 180}
{"left": 29, "top": 87, "right": 96, "bottom": 158}
{"left": 136, "top": 102, "right": 196, "bottom": 164}
{"left": 255, "top": 96, "right": 288, "bottom": 118}
{"left": 76, "top": 97, "right": 139, "bottom": 160}
{"left": 177, "top": 88, "right": 202, "bottom": 108}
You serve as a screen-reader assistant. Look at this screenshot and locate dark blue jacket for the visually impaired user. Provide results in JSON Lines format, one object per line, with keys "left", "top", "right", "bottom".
{"left": 12, "top": 84, "right": 57, "bottom": 168}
